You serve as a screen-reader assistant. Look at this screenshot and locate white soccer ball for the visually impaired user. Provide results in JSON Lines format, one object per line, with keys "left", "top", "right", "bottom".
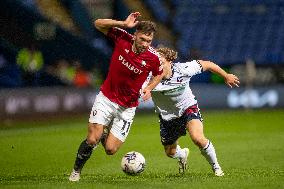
{"left": 121, "top": 151, "right": 146, "bottom": 175}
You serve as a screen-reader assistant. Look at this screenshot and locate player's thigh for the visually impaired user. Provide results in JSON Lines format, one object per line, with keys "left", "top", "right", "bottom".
{"left": 87, "top": 123, "right": 104, "bottom": 144}
{"left": 186, "top": 119, "right": 207, "bottom": 146}
{"left": 104, "top": 132, "right": 124, "bottom": 155}
{"left": 186, "top": 119, "right": 204, "bottom": 137}
{"left": 183, "top": 104, "right": 205, "bottom": 141}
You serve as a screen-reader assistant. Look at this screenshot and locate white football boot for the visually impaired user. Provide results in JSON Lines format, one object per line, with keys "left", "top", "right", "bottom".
{"left": 214, "top": 167, "right": 224, "bottom": 177}
{"left": 69, "top": 169, "right": 80, "bottom": 182}
{"left": 178, "top": 148, "right": 189, "bottom": 173}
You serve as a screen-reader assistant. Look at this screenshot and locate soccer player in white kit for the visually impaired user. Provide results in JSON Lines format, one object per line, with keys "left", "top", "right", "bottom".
{"left": 151, "top": 47, "right": 240, "bottom": 176}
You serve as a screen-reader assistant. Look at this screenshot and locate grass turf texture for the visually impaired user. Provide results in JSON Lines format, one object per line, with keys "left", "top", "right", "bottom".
{"left": 0, "top": 110, "right": 284, "bottom": 189}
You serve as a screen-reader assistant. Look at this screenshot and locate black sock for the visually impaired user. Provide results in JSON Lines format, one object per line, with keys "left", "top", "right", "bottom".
{"left": 73, "top": 139, "right": 94, "bottom": 172}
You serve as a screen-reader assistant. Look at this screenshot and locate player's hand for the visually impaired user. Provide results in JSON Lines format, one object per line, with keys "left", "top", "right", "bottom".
{"left": 225, "top": 74, "right": 240, "bottom": 88}
{"left": 124, "top": 12, "right": 141, "bottom": 28}
{"left": 142, "top": 88, "right": 151, "bottom": 101}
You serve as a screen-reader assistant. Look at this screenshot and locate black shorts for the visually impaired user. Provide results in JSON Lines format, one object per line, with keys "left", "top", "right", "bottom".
{"left": 159, "top": 104, "right": 203, "bottom": 146}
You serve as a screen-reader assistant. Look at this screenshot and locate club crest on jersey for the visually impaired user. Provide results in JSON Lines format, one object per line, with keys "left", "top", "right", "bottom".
{"left": 141, "top": 60, "right": 146, "bottom": 67}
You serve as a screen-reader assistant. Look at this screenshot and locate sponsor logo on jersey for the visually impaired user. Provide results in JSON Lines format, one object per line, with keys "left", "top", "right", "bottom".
{"left": 119, "top": 55, "right": 143, "bottom": 74}
{"left": 141, "top": 60, "right": 146, "bottom": 66}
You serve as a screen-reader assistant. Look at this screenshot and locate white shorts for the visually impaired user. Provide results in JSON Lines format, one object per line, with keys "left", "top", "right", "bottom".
{"left": 89, "top": 92, "right": 136, "bottom": 142}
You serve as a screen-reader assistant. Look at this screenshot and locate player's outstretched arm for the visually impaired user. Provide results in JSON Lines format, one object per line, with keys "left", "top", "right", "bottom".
{"left": 94, "top": 12, "right": 141, "bottom": 35}
{"left": 142, "top": 74, "right": 164, "bottom": 101}
{"left": 199, "top": 60, "right": 240, "bottom": 88}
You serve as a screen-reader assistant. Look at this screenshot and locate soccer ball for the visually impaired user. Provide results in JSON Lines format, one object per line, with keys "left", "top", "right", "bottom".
{"left": 121, "top": 151, "right": 146, "bottom": 175}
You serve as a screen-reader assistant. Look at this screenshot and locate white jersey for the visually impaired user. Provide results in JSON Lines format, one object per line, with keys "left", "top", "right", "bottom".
{"left": 151, "top": 60, "right": 203, "bottom": 120}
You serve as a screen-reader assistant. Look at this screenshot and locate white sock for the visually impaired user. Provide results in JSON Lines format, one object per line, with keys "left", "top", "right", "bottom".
{"left": 171, "top": 145, "right": 186, "bottom": 159}
{"left": 201, "top": 140, "right": 220, "bottom": 170}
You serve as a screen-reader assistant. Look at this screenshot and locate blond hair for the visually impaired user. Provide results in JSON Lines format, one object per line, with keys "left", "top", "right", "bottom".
{"left": 156, "top": 47, "right": 178, "bottom": 62}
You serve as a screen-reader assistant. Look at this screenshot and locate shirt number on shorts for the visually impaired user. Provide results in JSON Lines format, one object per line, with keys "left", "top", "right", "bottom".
{"left": 121, "top": 120, "right": 131, "bottom": 136}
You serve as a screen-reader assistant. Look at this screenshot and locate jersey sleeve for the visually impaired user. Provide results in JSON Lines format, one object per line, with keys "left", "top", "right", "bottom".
{"left": 107, "top": 27, "right": 132, "bottom": 43}
{"left": 181, "top": 60, "right": 203, "bottom": 76}
{"left": 151, "top": 55, "right": 163, "bottom": 76}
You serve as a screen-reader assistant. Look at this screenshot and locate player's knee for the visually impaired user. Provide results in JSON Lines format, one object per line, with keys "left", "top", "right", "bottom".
{"left": 86, "top": 137, "right": 99, "bottom": 145}
{"left": 87, "top": 132, "right": 101, "bottom": 145}
{"left": 105, "top": 144, "right": 118, "bottom": 155}
{"left": 191, "top": 135, "right": 207, "bottom": 148}
{"left": 87, "top": 124, "right": 103, "bottom": 145}
{"left": 105, "top": 146, "right": 118, "bottom": 155}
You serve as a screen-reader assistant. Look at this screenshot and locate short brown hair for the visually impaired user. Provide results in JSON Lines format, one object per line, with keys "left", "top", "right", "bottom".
{"left": 136, "top": 21, "right": 157, "bottom": 35}
{"left": 156, "top": 47, "right": 178, "bottom": 62}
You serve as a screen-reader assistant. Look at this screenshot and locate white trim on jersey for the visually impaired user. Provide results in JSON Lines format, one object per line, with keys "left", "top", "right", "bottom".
{"left": 148, "top": 47, "right": 163, "bottom": 65}
{"left": 148, "top": 46, "right": 159, "bottom": 57}
{"left": 113, "top": 27, "right": 130, "bottom": 34}
{"left": 113, "top": 27, "right": 134, "bottom": 39}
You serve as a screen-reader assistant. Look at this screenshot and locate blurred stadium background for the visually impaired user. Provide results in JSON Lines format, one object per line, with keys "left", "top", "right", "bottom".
{"left": 1, "top": 0, "right": 284, "bottom": 120}
{"left": 0, "top": 0, "right": 284, "bottom": 188}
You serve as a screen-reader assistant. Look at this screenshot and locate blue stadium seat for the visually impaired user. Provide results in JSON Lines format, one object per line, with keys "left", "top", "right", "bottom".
{"left": 171, "top": 0, "right": 284, "bottom": 64}
{"left": 144, "top": 0, "right": 169, "bottom": 24}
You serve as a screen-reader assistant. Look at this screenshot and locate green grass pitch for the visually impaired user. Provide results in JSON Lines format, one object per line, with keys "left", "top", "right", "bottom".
{"left": 0, "top": 110, "right": 284, "bottom": 189}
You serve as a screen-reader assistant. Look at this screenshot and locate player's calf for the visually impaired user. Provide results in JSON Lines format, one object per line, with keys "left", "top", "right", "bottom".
{"left": 74, "top": 139, "right": 96, "bottom": 172}
{"left": 69, "top": 139, "right": 97, "bottom": 181}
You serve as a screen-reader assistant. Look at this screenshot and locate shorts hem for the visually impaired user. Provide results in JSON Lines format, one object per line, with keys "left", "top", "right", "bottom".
{"left": 88, "top": 119, "right": 109, "bottom": 126}
{"left": 110, "top": 130, "right": 125, "bottom": 143}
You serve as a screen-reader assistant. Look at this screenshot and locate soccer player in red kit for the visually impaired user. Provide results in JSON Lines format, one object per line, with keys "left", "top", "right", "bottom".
{"left": 69, "top": 12, "right": 163, "bottom": 181}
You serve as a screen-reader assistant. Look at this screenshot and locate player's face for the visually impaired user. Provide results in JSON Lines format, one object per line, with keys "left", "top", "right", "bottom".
{"left": 160, "top": 55, "right": 172, "bottom": 79}
{"left": 133, "top": 32, "right": 154, "bottom": 53}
